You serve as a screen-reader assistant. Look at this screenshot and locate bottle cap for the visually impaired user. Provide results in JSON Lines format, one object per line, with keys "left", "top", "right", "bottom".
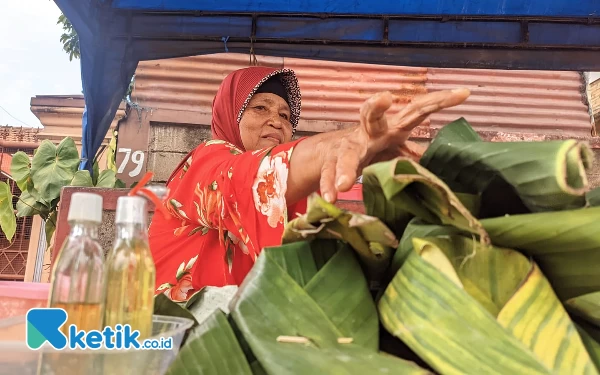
{"left": 115, "top": 196, "right": 147, "bottom": 224}
{"left": 68, "top": 192, "right": 103, "bottom": 224}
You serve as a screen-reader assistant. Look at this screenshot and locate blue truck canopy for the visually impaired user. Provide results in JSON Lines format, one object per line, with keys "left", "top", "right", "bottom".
{"left": 53, "top": 0, "right": 600, "bottom": 170}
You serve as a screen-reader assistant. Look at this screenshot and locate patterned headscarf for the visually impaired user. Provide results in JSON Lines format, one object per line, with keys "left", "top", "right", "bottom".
{"left": 211, "top": 67, "right": 302, "bottom": 151}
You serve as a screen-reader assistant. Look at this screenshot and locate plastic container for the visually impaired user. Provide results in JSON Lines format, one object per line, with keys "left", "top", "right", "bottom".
{"left": 0, "top": 282, "right": 50, "bottom": 320}
{"left": 0, "top": 314, "right": 194, "bottom": 375}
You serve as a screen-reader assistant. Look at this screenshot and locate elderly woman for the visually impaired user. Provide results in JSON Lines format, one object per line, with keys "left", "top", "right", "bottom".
{"left": 149, "top": 66, "right": 469, "bottom": 302}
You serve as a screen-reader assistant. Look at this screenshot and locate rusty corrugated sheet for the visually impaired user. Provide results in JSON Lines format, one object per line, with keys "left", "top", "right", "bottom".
{"left": 427, "top": 68, "right": 591, "bottom": 138}
{"left": 131, "top": 53, "right": 592, "bottom": 138}
{"left": 132, "top": 54, "right": 283, "bottom": 112}
{"left": 283, "top": 57, "right": 428, "bottom": 123}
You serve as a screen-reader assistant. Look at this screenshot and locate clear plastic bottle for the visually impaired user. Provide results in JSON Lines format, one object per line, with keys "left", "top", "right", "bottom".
{"left": 104, "top": 196, "right": 156, "bottom": 341}
{"left": 48, "top": 192, "right": 105, "bottom": 334}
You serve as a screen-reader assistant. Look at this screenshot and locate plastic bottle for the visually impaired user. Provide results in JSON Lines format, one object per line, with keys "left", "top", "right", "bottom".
{"left": 104, "top": 196, "right": 156, "bottom": 340}
{"left": 48, "top": 192, "right": 105, "bottom": 334}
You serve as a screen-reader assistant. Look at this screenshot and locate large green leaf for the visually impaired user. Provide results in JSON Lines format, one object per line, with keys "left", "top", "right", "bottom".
{"left": 230, "top": 240, "right": 428, "bottom": 374}
{"left": 362, "top": 157, "right": 488, "bottom": 242}
{"left": 30, "top": 138, "right": 80, "bottom": 202}
{"left": 166, "top": 309, "right": 253, "bottom": 375}
{"left": 481, "top": 206, "right": 600, "bottom": 301}
{"left": 70, "top": 170, "right": 94, "bottom": 187}
{"left": 10, "top": 151, "right": 31, "bottom": 191}
{"left": 96, "top": 169, "right": 117, "bottom": 187}
{"left": 0, "top": 182, "right": 16, "bottom": 242}
{"left": 379, "top": 235, "right": 596, "bottom": 375}
{"left": 282, "top": 194, "right": 396, "bottom": 281}
{"left": 420, "top": 118, "right": 593, "bottom": 213}
{"left": 16, "top": 190, "right": 50, "bottom": 218}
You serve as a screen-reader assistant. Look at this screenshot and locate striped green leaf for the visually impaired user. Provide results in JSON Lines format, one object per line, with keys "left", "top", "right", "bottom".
{"left": 481, "top": 206, "right": 600, "bottom": 301}
{"left": 566, "top": 292, "right": 600, "bottom": 328}
{"left": 379, "top": 235, "right": 596, "bottom": 375}
{"left": 420, "top": 118, "right": 593, "bottom": 214}
{"left": 230, "top": 240, "right": 429, "bottom": 374}
{"left": 166, "top": 309, "right": 253, "bottom": 375}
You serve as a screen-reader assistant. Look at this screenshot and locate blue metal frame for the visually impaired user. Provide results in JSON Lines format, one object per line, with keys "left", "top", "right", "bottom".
{"left": 52, "top": 0, "right": 600, "bottom": 171}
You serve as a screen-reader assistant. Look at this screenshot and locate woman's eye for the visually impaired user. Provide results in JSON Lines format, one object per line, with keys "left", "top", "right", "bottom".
{"left": 280, "top": 113, "right": 289, "bottom": 120}
{"left": 254, "top": 106, "right": 266, "bottom": 111}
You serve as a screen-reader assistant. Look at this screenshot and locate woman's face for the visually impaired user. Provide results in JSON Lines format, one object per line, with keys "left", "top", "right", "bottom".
{"left": 239, "top": 93, "right": 293, "bottom": 150}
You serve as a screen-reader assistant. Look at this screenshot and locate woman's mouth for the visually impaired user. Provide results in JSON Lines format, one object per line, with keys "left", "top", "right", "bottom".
{"left": 262, "top": 133, "right": 282, "bottom": 144}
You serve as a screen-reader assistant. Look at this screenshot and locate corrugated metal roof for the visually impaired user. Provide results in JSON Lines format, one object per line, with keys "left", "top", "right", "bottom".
{"left": 426, "top": 68, "right": 591, "bottom": 137}
{"left": 131, "top": 53, "right": 592, "bottom": 138}
{"left": 132, "top": 54, "right": 283, "bottom": 113}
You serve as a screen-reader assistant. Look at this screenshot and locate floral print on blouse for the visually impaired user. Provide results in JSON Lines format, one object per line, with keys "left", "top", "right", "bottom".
{"left": 148, "top": 139, "right": 307, "bottom": 302}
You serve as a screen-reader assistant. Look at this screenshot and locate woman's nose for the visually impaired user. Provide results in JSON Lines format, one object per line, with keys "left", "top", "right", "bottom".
{"left": 268, "top": 113, "right": 284, "bottom": 129}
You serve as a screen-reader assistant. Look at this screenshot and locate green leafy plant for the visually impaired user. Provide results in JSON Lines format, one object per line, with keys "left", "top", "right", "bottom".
{"left": 0, "top": 137, "right": 124, "bottom": 249}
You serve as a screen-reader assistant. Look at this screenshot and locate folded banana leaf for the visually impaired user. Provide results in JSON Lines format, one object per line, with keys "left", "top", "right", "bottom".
{"left": 165, "top": 309, "right": 253, "bottom": 375}
{"left": 362, "top": 157, "right": 489, "bottom": 243}
{"left": 420, "top": 118, "right": 593, "bottom": 214}
{"left": 379, "top": 235, "right": 596, "bottom": 375}
{"left": 229, "top": 240, "right": 429, "bottom": 374}
{"left": 481, "top": 206, "right": 600, "bottom": 301}
{"left": 282, "top": 194, "right": 397, "bottom": 280}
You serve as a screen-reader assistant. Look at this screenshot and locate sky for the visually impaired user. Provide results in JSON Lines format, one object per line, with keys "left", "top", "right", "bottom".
{"left": 0, "top": 1, "right": 82, "bottom": 128}
{"left": 0, "top": 2, "right": 599, "bottom": 130}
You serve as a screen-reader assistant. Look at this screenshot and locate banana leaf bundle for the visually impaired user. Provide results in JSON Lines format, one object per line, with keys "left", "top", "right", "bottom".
{"left": 157, "top": 118, "right": 600, "bottom": 375}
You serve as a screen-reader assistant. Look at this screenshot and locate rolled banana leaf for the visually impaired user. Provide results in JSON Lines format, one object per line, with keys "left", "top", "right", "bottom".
{"left": 481, "top": 206, "right": 600, "bottom": 301}
{"left": 379, "top": 235, "right": 597, "bottom": 375}
{"left": 165, "top": 309, "right": 253, "bottom": 375}
{"left": 282, "top": 194, "right": 397, "bottom": 280}
{"left": 362, "top": 157, "right": 489, "bottom": 243}
{"left": 420, "top": 118, "right": 593, "bottom": 213}
{"left": 229, "top": 240, "right": 429, "bottom": 374}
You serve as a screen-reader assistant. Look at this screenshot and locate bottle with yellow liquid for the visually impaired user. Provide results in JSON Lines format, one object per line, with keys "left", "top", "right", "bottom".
{"left": 48, "top": 192, "right": 106, "bottom": 334}
{"left": 44, "top": 192, "right": 105, "bottom": 375}
{"left": 104, "top": 196, "right": 156, "bottom": 341}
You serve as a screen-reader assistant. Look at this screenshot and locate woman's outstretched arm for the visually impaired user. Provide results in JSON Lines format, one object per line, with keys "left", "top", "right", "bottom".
{"left": 285, "top": 88, "right": 470, "bottom": 205}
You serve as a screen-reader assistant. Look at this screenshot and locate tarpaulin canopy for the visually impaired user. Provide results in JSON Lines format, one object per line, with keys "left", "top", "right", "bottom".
{"left": 53, "top": 0, "right": 600, "bottom": 171}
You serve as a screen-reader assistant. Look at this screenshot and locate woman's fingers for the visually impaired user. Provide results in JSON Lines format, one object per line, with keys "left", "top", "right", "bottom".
{"left": 360, "top": 91, "right": 393, "bottom": 138}
{"left": 390, "top": 88, "right": 470, "bottom": 135}
{"left": 320, "top": 155, "right": 338, "bottom": 203}
{"left": 334, "top": 138, "right": 361, "bottom": 193}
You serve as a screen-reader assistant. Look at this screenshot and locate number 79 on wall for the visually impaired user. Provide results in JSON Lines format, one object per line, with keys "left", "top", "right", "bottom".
{"left": 117, "top": 148, "right": 145, "bottom": 178}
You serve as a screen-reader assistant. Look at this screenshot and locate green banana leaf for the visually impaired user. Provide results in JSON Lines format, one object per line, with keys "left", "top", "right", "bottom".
{"left": 566, "top": 292, "right": 600, "bottom": 328}
{"left": 362, "top": 157, "right": 489, "bottom": 242}
{"left": 481, "top": 206, "right": 600, "bottom": 301}
{"left": 165, "top": 309, "right": 253, "bottom": 375}
{"left": 379, "top": 235, "right": 596, "bottom": 375}
{"left": 577, "top": 323, "right": 600, "bottom": 372}
{"left": 282, "top": 194, "right": 397, "bottom": 280}
{"left": 389, "top": 218, "right": 462, "bottom": 277}
{"left": 229, "top": 240, "right": 429, "bottom": 374}
{"left": 420, "top": 118, "right": 593, "bottom": 213}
